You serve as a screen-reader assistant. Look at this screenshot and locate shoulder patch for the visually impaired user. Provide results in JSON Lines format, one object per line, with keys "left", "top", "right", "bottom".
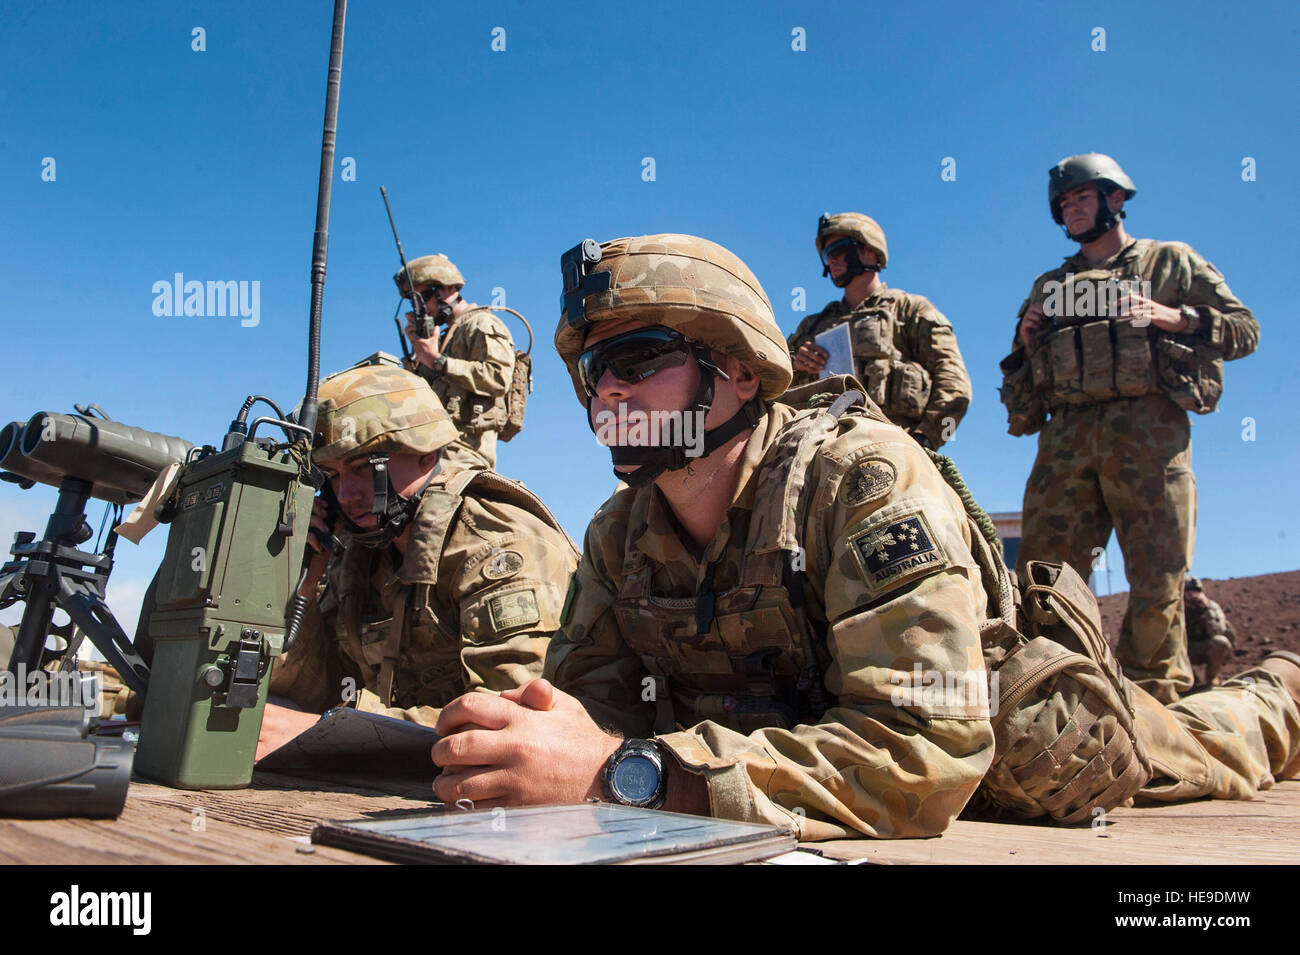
{"left": 488, "top": 589, "right": 541, "bottom": 631}
{"left": 483, "top": 549, "right": 524, "bottom": 581}
{"left": 847, "top": 511, "right": 950, "bottom": 595}
{"left": 840, "top": 457, "right": 897, "bottom": 506}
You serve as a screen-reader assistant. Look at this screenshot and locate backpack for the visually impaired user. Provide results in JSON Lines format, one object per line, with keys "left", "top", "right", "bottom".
{"left": 484, "top": 306, "right": 533, "bottom": 442}
{"left": 778, "top": 378, "right": 1151, "bottom": 824}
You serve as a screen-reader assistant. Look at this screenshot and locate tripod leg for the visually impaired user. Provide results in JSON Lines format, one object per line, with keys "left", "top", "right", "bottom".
{"left": 57, "top": 574, "right": 150, "bottom": 695}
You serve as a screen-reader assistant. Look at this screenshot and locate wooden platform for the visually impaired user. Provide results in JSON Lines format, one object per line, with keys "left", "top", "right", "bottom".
{"left": 3, "top": 773, "right": 1296, "bottom": 865}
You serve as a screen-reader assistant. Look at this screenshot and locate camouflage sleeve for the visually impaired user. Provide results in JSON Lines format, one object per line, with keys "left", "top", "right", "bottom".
{"left": 269, "top": 592, "right": 355, "bottom": 714}
{"left": 899, "top": 295, "right": 972, "bottom": 449}
{"left": 445, "top": 498, "right": 577, "bottom": 694}
{"left": 655, "top": 429, "right": 995, "bottom": 841}
{"left": 442, "top": 311, "right": 516, "bottom": 397}
{"left": 545, "top": 499, "right": 657, "bottom": 739}
{"left": 1175, "top": 244, "right": 1259, "bottom": 361}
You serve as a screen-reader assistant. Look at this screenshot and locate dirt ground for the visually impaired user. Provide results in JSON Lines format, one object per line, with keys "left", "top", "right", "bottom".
{"left": 1097, "top": 569, "right": 1300, "bottom": 681}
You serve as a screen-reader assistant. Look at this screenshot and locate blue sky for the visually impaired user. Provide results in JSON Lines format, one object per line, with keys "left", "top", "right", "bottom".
{"left": 2, "top": 0, "right": 1297, "bottom": 636}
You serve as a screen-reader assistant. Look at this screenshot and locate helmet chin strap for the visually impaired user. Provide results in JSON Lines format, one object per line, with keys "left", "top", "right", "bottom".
{"left": 1064, "top": 184, "right": 1124, "bottom": 244}
{"left": 324, "top": 455, "right": 441, "bottom": 549}
{"left": 591, "top": 344, "right": 762, "bottom": 488}
{"left": 823, "top": 244, "right": 879, "bottom": 289}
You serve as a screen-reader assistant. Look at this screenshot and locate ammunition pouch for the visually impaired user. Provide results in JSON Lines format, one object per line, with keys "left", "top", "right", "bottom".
{"left": 886, "top": 360, "right": 930, "bottom": 423}
{"left": 998, "top": 350, "right": 1046, "bottom": 437}
{"left": 849, "top": 309, "right": 895, "bottom": 360}
{"left": 1029, "top": 318, "right": 1165, "bottom": 412}
{"left": 1155, "top": 336, "right": 1224, "bottom": 415}
{"left": 855, "top": 358, "right": 930, "bottom": 425}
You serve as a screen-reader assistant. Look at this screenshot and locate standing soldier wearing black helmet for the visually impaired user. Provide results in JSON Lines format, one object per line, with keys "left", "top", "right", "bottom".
{"left": 396, "top": 254, "right": 516, "bottom": 467}
{"left": 786, "top": 213, "right": 972, "bottom": 450}
{"left": 1000, "top": 153, "right": 1260, "bottom": 703}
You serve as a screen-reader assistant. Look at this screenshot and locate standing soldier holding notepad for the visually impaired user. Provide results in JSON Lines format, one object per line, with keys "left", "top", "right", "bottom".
{"left": 786, "top": 212, "right": 972, "bottom": 450}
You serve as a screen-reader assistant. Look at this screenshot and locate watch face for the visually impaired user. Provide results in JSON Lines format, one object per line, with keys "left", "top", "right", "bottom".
{"left": 612, "top": 754, "right": 660, "bottom": 803}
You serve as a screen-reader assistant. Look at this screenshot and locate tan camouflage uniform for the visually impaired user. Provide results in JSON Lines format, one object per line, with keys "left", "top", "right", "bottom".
{"left": 1133, "top": 669, "right": 1300, "bottom": 803}
{"left": 271, "top": 367, "right": 576, "bottom": 726}
{"left": 271, "top": 467, "right": 576, "bottom": 724}
{"left": 1009, "top": 238, "right": 1259, "bottom": 703}
{"left": 787, "top": 288, "right": 972, "bottom": 449}
{"left": 407, "top": 305, "right": 515, "bottom": 468}
{"left": 547, "top": 401, "right": 996, "bottom": 841}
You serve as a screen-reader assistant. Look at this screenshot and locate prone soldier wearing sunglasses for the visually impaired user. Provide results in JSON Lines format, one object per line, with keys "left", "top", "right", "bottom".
{"left": 426, "top": 233, "right": 1000, "bottom": 839}
{"left": 255, "top": 364, "right": 577, "bottom": 757}
{"left": 787, "top": 213, "right": 972, "bottom": 450}
{"left": 396, "top": 254, "right": 516, "bottom": 467}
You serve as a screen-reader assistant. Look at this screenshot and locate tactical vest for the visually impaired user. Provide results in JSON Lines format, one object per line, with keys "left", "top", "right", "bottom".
{"left": 611, "top": 386, "right": 871, "bottom": 736}
{"left": 332, "top": 468, "right": 567, "bottom": 709}
{"left": 809, "top": 293, "right": 932, "bottom": 426}
{"left": 1020, "top": 240, "right": 1224, "bottom": 415}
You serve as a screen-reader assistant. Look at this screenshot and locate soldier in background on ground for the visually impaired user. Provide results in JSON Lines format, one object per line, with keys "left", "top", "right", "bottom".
{"left": 1184, "top": 576, "right": 1236, "bottom": 687}
{"left": 1000, "top": 153, "right": 1260, "bottom": 704}
{"left": 786, "top": 212, "right": 972, "bottom": 450}
{"left": 256, "top": 365, "right": 576, "bottom": 757}
{"left": 397, "top": 254, "right": 516, "bottom": 467}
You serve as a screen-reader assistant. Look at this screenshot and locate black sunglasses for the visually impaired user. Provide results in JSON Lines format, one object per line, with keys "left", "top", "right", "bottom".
{"left": 577, "top": 326, "right": 695, "bottom": 397}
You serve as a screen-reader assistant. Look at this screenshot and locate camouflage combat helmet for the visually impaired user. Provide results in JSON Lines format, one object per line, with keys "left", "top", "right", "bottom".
{"left": 314, "top": 365, "right": 458, "bottom": 466}
{"left": 555, "top": 233, "right": 792, "bottom": 486}
{"left": 555, "top": 233, "right": 792, "bottom": 403}
{"left": 815, "top": 211, "right": 888, "bottom": 272}
{"left": 393, "top": 253, "right": 466, "bottom": 295}
{"left": 1048, "top": 153, "right": 1136, "bottom": 241}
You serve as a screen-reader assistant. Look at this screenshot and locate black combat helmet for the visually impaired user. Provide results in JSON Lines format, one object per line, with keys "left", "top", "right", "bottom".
{"left": 1048, "top": 153, "right": 1137, "bottom": 243}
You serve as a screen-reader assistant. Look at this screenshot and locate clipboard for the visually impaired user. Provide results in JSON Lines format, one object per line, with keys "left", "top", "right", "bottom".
{"left": 814, "top": 321, "right": 855, "bottom": 378}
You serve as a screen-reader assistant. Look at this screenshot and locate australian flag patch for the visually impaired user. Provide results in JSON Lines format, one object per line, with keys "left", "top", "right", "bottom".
{"left": 847, "top": 512, "right": 949, "bottom": 595}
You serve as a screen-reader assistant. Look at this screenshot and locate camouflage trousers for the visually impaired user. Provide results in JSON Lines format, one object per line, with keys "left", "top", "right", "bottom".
{"left": 1018, "top": 394, "right": 1195, "bottom": 703}
{"left": 1134, "top": 665, "right": 1300, "bottom": 802}
{"left": 460, "top": 429, "right": 498, "bottom": 468}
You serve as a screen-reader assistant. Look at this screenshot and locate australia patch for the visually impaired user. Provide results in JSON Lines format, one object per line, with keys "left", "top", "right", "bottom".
{"left": 489, "top": 589, "right": 541, "bottom": 631}
{"left": 483, "top": 549, "right": 524, "bottom": 581}
{"left": 840, "top": 457, "right": 896, "bottom": 506}
{"left": 847, "top": 512, "right": 949, "bottom": 595}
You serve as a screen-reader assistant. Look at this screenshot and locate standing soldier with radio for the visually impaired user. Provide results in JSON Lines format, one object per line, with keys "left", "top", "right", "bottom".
{"left": 786, "top": 212, "right": 972, "bottom": 450}
{"left": 398, "top": 254, "right": 517, "bottom": 467}
{"left": 999, "top": 153, "right": 1260, "bottom": 704}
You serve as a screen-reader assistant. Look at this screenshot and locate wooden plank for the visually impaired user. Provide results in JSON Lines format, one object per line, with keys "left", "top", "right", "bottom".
{"left": 0, "top": 771, "right": 433, "bottom": 865}
{"left": 810, "top": 781, "right": 1300, "bottom": 865}
{"left": 4, "top": 772, "right": 1296, "bottom": 865}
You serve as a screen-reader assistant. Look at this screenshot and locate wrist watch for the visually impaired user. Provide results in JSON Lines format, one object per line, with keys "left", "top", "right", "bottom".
{"left": 602, "top": 739, "right": 667, "bottom": 809}
{"left": 428, "top": 355, "right": 448, "bottom": 376}
{"left": 1178, "top": 304, "right": 1199, "bottom": 335}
